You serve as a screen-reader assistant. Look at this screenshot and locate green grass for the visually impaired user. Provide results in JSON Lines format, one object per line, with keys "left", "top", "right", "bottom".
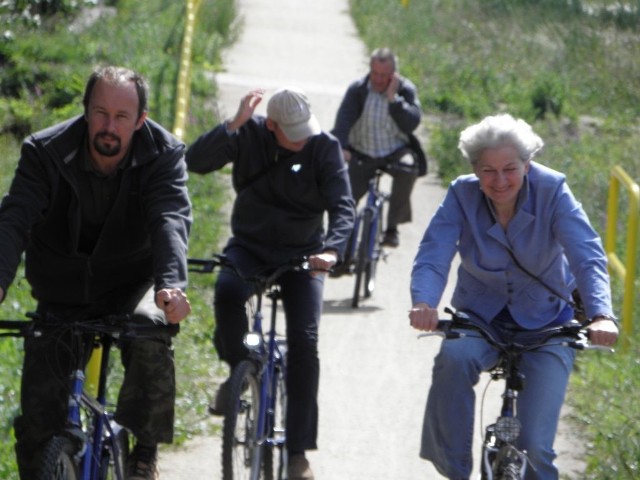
{"left": 350, "top": 0, "right": 640, "bottom": 477}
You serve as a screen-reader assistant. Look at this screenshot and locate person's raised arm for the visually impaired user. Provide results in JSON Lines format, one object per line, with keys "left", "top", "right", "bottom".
{"left": 226, "top": 89, "right": 265, "bottom": 132}
{"left": 385, "top": 72, "right": 400, "bottom": 102}
{"left": 387, "top": 76, "right": 422, "bottom": 133}
{"left": 187, "top": 89, "right": 266, "bottom": 174}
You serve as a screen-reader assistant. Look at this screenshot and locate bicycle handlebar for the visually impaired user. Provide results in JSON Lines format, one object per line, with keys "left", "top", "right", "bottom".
{"left": 187, "top": 254, "right": 232, "bottom": 274}
{"left": 418, "top": 307, "right": 612, "bottom": 353}
{"left": 0, "top": 319, "right": 37, "bottom": 338}
{"left": 0, "top": 313, "right": 179, "bottom": 339}
{"left": 188, "top": 254, "right": 327, "bottom": 290}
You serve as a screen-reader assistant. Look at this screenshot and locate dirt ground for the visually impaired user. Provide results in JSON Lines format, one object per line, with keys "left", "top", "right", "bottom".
{"left": 158, "top": 0, "right": 586, "bottom": 478}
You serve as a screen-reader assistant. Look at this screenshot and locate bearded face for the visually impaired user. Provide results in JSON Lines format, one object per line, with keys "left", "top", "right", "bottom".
{"left": 93, "top": 130, "right": 123, "bottom": 157}
{"left": 85, "top": 78, "right": 146, "bottom": 169}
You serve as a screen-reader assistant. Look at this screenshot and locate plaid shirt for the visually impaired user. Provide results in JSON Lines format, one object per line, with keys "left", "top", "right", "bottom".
{"left": 348, "top": 85, "right": 408, "bottom": 158}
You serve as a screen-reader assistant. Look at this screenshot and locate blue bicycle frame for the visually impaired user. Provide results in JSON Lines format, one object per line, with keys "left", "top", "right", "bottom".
{"left": 348, "top": 175, "right": 382, "bottom": 262}
{"left": 245, "top": 283, "right": 288, "bottom": 476}
{"left": 68, "top": 336, "right": 127, "bottom": 479}
{"left": 351, "top": 171, "right": 387, "bottom": 308}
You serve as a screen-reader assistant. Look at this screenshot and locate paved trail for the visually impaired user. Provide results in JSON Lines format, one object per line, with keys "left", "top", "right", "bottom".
{"left": 159, "top": 1, "right": 585, "bottom": 478}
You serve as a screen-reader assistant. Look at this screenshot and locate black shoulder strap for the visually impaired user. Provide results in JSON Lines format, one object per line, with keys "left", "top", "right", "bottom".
{"left": 504, "top": 245, "right": 577, "bottom": 308}
{"left": 483, "top": 195, "right": 577, "bottom": 309}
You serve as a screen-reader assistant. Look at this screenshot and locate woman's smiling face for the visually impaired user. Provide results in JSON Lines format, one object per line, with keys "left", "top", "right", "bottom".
{"left": 474, "top": 145, "right": 529, "bottom": 209}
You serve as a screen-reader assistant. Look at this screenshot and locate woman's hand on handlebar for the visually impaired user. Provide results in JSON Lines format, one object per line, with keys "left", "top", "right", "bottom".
{"left": 587, "top": 318, "right": 619, "bottom": 347}
{"left": 409, "top": 303, "right": 439, "bottom": 331}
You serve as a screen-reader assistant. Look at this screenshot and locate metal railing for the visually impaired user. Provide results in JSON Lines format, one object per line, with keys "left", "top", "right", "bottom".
{"left": 605, "top": 165, "right": 639, "bottom": 344}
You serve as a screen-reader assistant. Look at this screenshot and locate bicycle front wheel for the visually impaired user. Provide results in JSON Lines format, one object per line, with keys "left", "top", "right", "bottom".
{"left": 100, "top": 424, "right": 130, "bottom": 480}
{"left": 495, "top": 445, "right": 526, "bottom": 480}
{"left": 222, "top": 360, "right": 262, "bottom": 480}
{"left": 263, "top": 359, "right": 287, "bottom": 480}
{"left": 37, "top": 436, "right": 79, "bottom": 480}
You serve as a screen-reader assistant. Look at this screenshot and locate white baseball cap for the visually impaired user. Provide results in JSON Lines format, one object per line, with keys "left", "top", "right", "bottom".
{"left": 266, "top": 87, "right": 321, "bottom": 142}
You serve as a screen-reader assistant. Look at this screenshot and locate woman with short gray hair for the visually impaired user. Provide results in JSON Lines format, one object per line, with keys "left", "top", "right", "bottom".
{"left": 409, "top": 114, "right": 618, "bottom": 479}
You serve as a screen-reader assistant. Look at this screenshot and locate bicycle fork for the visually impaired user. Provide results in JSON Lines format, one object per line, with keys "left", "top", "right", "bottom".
{"left": 481, "top": 358, "right": 528, "bottom": 479}
{"left": 64, "top": 359, "right": 108, "bottom": 480}
{"left": 260, "top": 290, "right": 288, "bottom": 478}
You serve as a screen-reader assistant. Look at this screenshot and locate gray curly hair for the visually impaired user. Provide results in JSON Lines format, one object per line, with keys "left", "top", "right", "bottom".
{"left": 458, "top": 114, "right": 544, "bottom": 165}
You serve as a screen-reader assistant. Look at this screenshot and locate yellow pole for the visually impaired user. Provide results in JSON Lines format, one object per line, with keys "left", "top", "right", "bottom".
{"left": 173, "top": 0, "right": 203, "bottom": 140}
{"left": 84, "top": 343, "right": 102, "bottom": 397}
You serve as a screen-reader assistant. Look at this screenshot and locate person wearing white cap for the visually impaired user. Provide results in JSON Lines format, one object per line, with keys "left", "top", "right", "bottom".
{"left": 187, "top": 87, "right": 355, "bottom": 480}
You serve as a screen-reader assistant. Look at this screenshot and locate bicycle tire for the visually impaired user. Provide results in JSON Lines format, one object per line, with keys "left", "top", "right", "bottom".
{"left": 263, "top": 361, "right": 287, "bottom": 480}
{"left": 496, "top": 462, "right": 522, "bottom": 480}
{"left": 363, "top": 206, "right": 383, "bottom": 298}
{"left": 99, "top": 425, "right": 130, "bottom": 480}
{"left": 37, "top": 435, "right": 79, "bottom": 480}
{"left": 352, "top": 209, "right": 373, "bottom": 308}
{"left": 494, "top": 445, "right": 526, "bottom": 480}
{"left": 222, "top": 360, "right": 261, "bottom": 480}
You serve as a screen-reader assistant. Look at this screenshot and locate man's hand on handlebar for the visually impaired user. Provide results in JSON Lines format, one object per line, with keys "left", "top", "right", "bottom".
{"left": 156, "top": 288, "right": 191, "bottom": 324}
{"left": 409, "top": 303, "right": 439, "bottom": 331}
{"left": 309, "top": 251, "right": 338, "bottom": 277}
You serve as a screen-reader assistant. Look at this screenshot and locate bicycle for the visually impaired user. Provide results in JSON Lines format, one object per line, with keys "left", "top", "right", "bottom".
{"left": 349, "top": 168, "right": 389, "bottom": 308}
{"left": 188, "top": 254, "right": 316, "bottom": 480}
{"left": 419, "top": 307, "right": 611, "bottom": 480}
{"left": 0, "top": 312, "right": 179, "bottom": 480}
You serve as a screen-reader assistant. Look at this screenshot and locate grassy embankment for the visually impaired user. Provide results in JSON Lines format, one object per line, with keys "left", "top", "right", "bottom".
{"left": 348, "top": 0, "right": 640, "bottom": 478}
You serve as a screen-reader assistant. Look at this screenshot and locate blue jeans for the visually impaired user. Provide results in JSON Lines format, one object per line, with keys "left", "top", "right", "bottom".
{"left": 420, "top": 316, "right": 577, "bottom": 480}
{"left": 213, "top": 244, "right": 325, "bottom": 452}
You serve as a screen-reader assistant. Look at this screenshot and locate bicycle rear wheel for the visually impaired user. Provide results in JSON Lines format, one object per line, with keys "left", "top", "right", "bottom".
{"left": 37, "top": 435, "right": 79, "bottom": 480}
{"left": 352, "top": 209, "right": 373, "bottom": 308}
{"left": 222, "top": 360, "right": 262, "bottom": 480}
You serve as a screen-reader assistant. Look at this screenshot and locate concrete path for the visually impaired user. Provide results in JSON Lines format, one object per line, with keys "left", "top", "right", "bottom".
{"left": 159, "top": 0, "right": 585, "bottom": 478}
